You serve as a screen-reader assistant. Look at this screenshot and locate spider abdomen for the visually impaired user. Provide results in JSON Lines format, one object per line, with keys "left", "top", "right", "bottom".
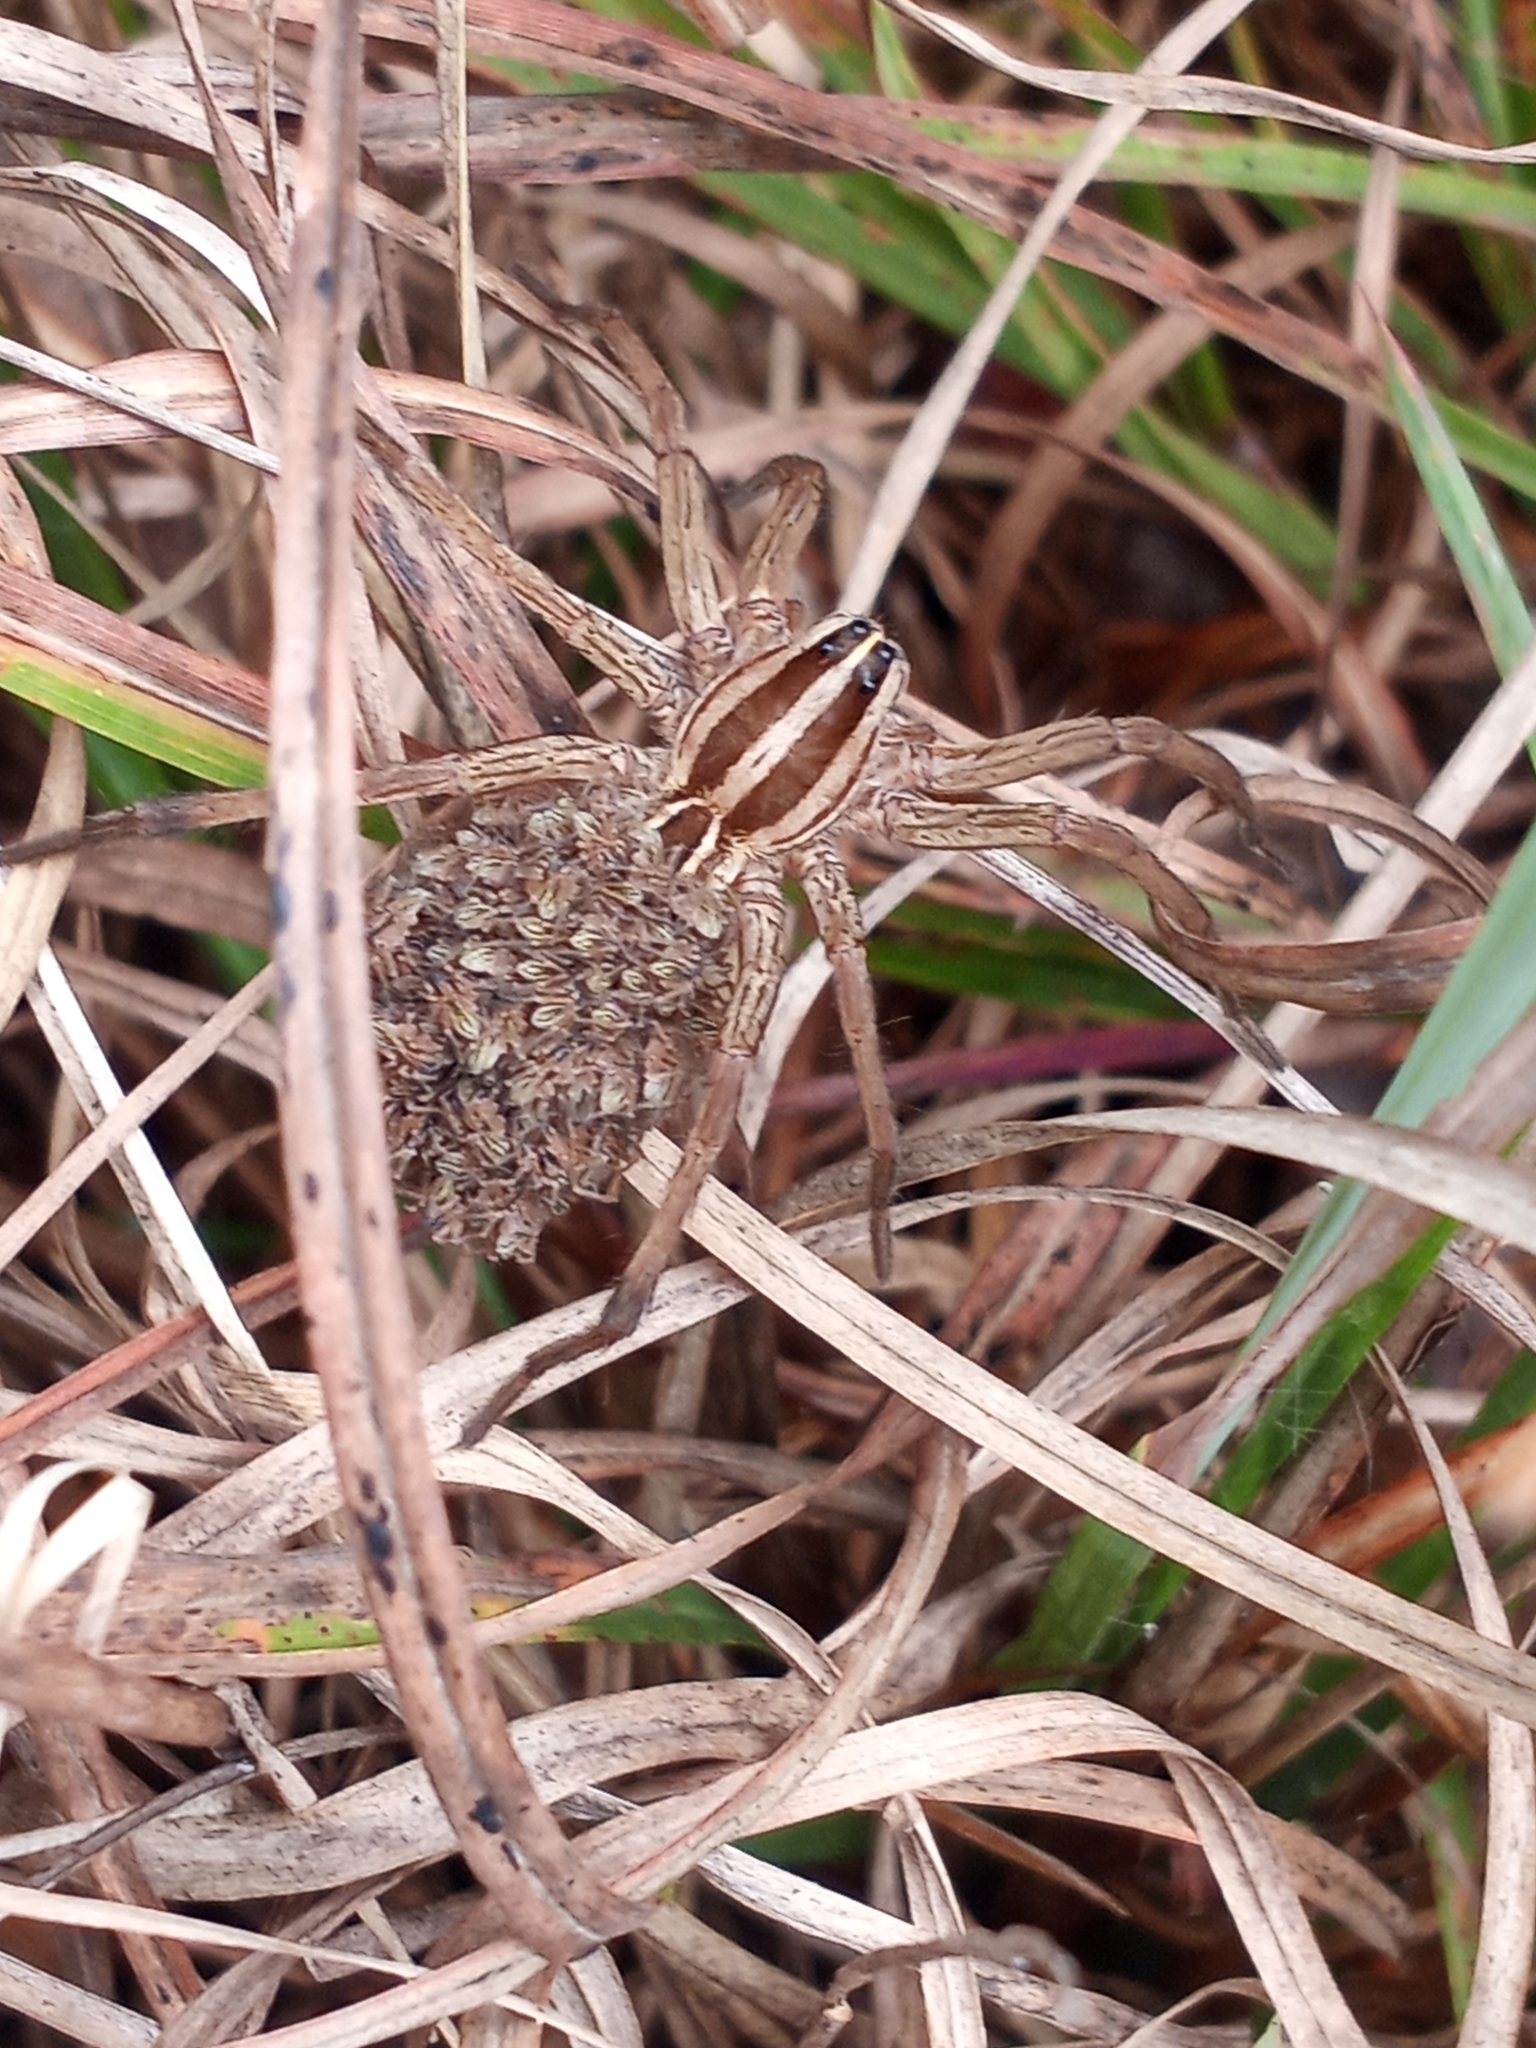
{"left": 367, "top": 776, "right": 739, "bottom": 1259}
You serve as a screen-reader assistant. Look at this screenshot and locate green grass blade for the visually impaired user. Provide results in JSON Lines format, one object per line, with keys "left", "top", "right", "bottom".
{"left": 1381, "top": 329, "right": 1533, "bottom": 675}
{"left": 0, "top": 643, "right": 266, "bottom": 789}
{"left": 868, "top": 902, "right": 1183, "bottom": 1015}
{"left": 1423, "top": 1762, "right": 1479, "bottom": 2018}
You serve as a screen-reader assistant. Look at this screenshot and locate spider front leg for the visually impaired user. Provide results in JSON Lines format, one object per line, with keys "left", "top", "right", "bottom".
{"left": 597, "top": 317, "right": 737, "bottom": 677}
{"left": 726, "top": 456, "right": 827, "bottom": 657}
{"left": 927, "top": 714, "right": 1245, "bottom": 796}
{"left": 0, "top": 736, "right": 637, "bottom": 868}
{"left": 598, "top": 320, "right": 828, "bottom": 665}
{"left": 925, "top": 714, "right": 1265, "bottom": 855}
{"left": 796, "top": 839, "right": 896, "bottom": 1284}
{"left": 360, "top": 411, "right": 684, "bottom": 716}
{"left": 538, "top": 862, "right": 789, "bottom": 1364}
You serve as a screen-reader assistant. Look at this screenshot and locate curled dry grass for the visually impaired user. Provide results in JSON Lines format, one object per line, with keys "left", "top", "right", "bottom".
{"left": 1, "top": 2, "right": 1536, "bottom": 2045}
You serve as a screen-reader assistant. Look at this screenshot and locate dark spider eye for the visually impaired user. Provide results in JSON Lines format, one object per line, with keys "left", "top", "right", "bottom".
{"left": 855, "top": 643, "right": 898, "bottom": 694}
{"left": 816, "top": 617, "right": 886, "bottom": 662}
{"left": 816, "top": 621, "right": 865, "bottom": 662}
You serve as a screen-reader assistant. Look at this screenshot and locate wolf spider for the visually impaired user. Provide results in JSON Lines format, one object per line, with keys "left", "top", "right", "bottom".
{"left": 0, "top": 324, "right": 1348, "bottom": 1357}
{"left": 359, "top": 325, "right": 1251, "bottom": 1357}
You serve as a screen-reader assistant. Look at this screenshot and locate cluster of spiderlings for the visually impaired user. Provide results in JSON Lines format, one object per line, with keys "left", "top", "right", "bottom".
{"left": 367, "top": 775, "right": 738, "bottom": 1259}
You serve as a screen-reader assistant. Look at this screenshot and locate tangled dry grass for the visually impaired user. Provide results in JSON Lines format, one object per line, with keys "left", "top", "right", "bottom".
{"left": 2, "top": 3, "right": 1536, "bottom": 2046}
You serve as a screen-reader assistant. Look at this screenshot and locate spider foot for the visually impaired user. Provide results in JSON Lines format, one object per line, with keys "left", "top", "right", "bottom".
{"left": 870, "top": 1206, "right": 895, "bottom": 1287}
{"left": 459, "top": 1283, "right": 639, "bottom": 1432}
{"left": 866, "top": 1139, "right": 897, "bottom": 1287}
{"left": 518, "top": 1268, "right": 655, "bottom": 1383}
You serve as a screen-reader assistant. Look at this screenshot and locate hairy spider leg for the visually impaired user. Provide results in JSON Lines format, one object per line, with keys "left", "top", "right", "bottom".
{"left": 796, "top": 840, "right": 897, "bottom": 1283}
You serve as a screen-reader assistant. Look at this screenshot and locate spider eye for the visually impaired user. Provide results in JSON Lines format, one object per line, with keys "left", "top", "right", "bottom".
{"left": 855, "top": 643, "right": 898, "bottom": 694}
{"left": 816, "top": 622, "right": 863, "bottom": 661}
{"left": 815, "top": 617, "right": 885, "bottom": 662}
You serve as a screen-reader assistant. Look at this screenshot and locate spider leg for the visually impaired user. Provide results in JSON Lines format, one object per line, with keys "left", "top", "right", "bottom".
{"left": 0, "top": 737, "right": 640, "bottom": 869}
{"left": 596, "top": 317, "right": 736, "bottom": 675}
{"left": 727, "top": 457, "right": 827, "bottom": 656}
{"left": 361, "top": 413, "right": 682, "bottom": 714}
{"left": 362, "top": 735, "right": 636, "bottom": 810}
{"left": 796, "top": 840, "right": 896, "bottom": 1284}
{"left": 878, "top": 793, "right": 1218, "bottom": 960}
{"left": 537, "top": 863, "right": 788, "bottom": 1364}
{"left": 925, "top": 715, "right": 1263, "bottom": 846}
{"left": 596, "top": 1048, "right": 754, "bottom": 1347}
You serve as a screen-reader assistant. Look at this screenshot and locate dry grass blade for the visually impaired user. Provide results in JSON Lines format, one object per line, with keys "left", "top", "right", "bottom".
{"left": 0, "top": 349, "right": 655, "bottom": 499}
{"left": 1386, "top": 1367, "right": 1535, "bottom": 2045}
{"left": 0, "top": 331, "right": 276, "bottom": 477}
{"left": 892, "top": 0, "right": 1536, "bottom": 163}
{"left": 0, "top": 967, "right": 274, "bottom": 1281}
{"left": 0, "top": 1639, "right": 227, "bottom": 1749}
{"left": 0, "top": 1881, "right": 612, "bottom": 2041}
{"left": 258, "top": 0, "right": 630, "bottom": 1960}
{"left": 27, "top": 949, "right": 271, "bottom": 1393}
{"left": 627, "top": 1132, "right": 1536, "bottom": 1730}
{"left": 0, "top": 717, "right": 84, "bottom": 1035}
